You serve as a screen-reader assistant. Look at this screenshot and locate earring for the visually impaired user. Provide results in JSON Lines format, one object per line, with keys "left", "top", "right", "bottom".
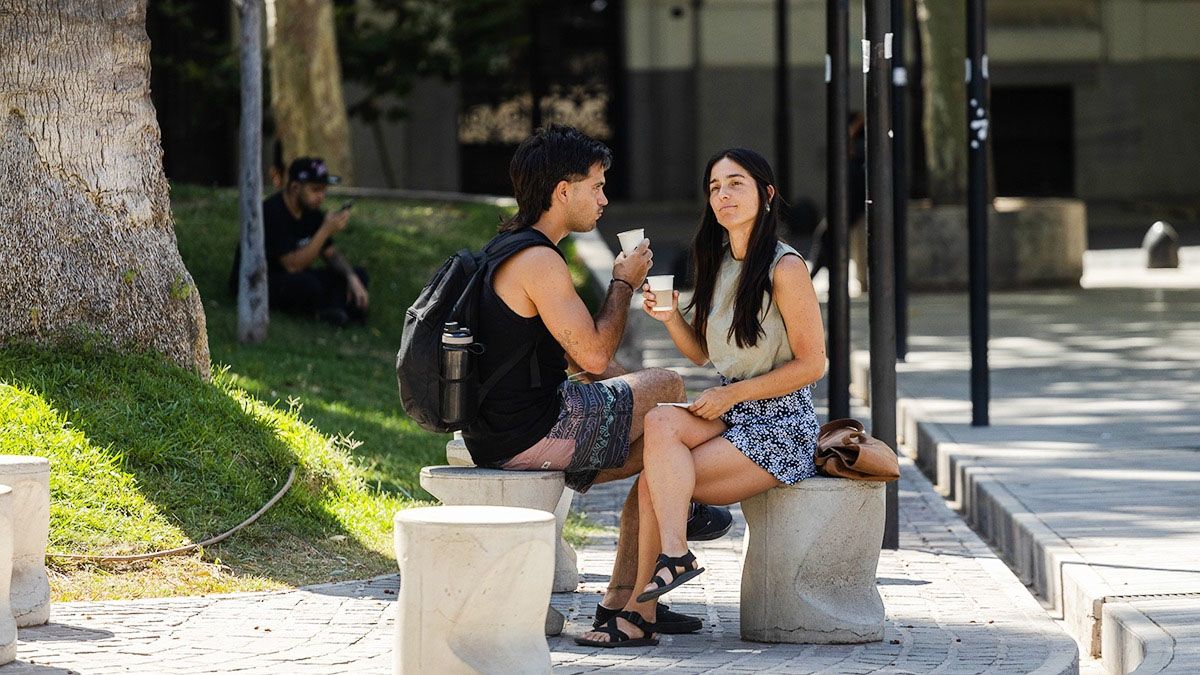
{"left": 765, "top": 203, "right": 772, "bottom": 212}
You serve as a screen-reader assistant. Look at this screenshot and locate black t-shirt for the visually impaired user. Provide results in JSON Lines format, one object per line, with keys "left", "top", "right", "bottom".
{"left": 262, "top": 192, "right": 332, "bottom": 277}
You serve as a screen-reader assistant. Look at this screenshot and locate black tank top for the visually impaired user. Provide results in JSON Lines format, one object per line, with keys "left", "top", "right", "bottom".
{"left": 462, "top": 230, "right": 568, "bottom": 466}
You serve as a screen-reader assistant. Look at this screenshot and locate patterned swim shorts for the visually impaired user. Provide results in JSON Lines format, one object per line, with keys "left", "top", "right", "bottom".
{"left": 501, "top": 378, "right": 634, "bottom": 493}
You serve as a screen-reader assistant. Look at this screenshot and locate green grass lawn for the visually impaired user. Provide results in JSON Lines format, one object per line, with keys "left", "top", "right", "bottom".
{"left": 0, "top": 185, "right": 604, "bottom": 600}
{"left": 177, "top": 186, "right": 510, "bottom": 499}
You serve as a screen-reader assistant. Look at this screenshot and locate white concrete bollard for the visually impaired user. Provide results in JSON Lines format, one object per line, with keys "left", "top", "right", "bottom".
{"left": 740, "top": 477, "right": 886, "bottom": 644}
{"left": 421, "top": 465, "right": 580, "bottom": 594}
{"left": 0, "top": 485, "right": 18, "bottom": 664}
{"left": 393, "top": 505, "right": 554, "bottom": 675}
{"left": 0, "top": 456, "right": 50, "bottom": 627}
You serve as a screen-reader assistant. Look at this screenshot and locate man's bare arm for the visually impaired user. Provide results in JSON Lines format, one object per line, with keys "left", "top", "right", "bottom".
{"left": 566, "top": 355, "right": 629, "bottom": 383}
{"left": 280, "top": 210, "right": 348, "bottom": 273}
{"left": 279, "top": 228, "right": 332, "bottom": 273}
{"left": 522, "top": 246, "right": 648, "bottom": 374}
{"left": 323, "top": 246, "right": 355, "bottom": 279}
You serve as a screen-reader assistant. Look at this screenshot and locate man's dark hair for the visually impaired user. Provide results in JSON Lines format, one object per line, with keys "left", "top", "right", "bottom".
{"left": 503, "top": 124, "right": 612, "bottom": 232}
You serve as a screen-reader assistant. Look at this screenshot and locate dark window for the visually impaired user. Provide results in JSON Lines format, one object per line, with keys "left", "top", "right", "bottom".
{"left": 991, "top": 86, "right": 1074, "bottom": 197}
{"left": 147, "top": 3, "right": 238, "bottom": 185}
{"left": 458, "top": 0, "right": 626, "bottom": 197}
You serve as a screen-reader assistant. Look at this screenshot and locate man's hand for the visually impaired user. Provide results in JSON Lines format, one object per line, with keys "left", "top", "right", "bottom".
{"left": 323, "top": 209, "right": 350, "bottom": 235}
{"left": 346, "top": 273, "right": 369, "bottom": 310}
{"left": 612, "top": 239, "right": 652, "bottom": 287}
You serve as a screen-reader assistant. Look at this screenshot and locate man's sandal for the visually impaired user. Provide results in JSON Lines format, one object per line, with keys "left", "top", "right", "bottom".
{"left": 635, "top": 551, "right": 705, "bottom": 603}
{"left": 574, "top": 610, "right": 658, "bottom": 648}
{"left": 593, "top": 602, "right": 702, "bottom": 634}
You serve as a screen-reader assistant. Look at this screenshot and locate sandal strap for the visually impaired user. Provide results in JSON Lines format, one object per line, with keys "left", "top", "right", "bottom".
{"left": 657, "top": 551, "right": 697, "bottom": 569}
{"left": 616, "top": 610, "right": 655, "bottom": 634}
{"left": 653, "top": 551, "right": 698, "bottom": 584}
{"left": 595, "top": 615, "right": 632, "bottom": 642}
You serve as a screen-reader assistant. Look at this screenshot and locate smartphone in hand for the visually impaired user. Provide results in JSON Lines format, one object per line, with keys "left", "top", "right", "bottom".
{"left": 336, "top": 199, "right": 355, "bottom": 213}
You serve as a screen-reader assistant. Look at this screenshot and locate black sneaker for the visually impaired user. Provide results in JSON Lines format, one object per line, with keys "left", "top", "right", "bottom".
{"left": 685, "top": 502, "right": 733, "bottom": 541}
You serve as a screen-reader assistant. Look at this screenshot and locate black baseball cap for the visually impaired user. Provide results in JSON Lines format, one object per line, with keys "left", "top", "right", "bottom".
{"left": 287, "top": 157, "right": 341, "bottom": 185}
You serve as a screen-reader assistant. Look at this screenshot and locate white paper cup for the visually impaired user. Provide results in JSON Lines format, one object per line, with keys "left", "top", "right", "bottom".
{"left": 617, "top": 228, "right": 646, "bottom": 255}
{"left": 647, "top": 274, "right": 675, "bottom": 312}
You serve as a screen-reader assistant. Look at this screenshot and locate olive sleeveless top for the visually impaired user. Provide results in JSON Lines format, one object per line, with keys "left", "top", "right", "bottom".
{"left": 705, "top": 241, "right": 802, "bottom": 380}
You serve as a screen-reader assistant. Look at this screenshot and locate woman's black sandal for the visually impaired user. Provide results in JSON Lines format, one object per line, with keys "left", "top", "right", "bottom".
{"left": 635, "top": 551, "right": 705, "bottom": 603}
{"left": 574, "top": 610, "right": 658, "bottom": 648}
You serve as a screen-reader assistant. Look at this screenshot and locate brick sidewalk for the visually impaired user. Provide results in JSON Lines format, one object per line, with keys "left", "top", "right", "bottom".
{"left": 551, "top": 459, "right": 1078, "bottom": 674}
{"left": 11, "top": 457, "right": 1077, "bottom": 673}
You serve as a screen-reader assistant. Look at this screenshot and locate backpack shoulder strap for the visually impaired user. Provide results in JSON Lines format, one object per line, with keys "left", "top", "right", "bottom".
{"left": 483, "top": 229, "right": 565, "bottom": 283}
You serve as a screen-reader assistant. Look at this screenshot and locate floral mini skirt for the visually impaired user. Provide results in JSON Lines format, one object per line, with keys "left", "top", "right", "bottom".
{"left": 719, "top": 376, "right": 819, "bottom": 485}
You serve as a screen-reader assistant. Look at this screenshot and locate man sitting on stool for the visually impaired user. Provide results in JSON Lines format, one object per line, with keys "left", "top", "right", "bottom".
{"left": 233, "top": 156, "right": 369, "bottom": 326}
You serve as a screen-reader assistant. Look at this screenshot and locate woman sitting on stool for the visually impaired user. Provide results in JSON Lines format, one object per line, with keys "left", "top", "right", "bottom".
{"left": 576, "top": 148, "right": 827, "bottom": 648}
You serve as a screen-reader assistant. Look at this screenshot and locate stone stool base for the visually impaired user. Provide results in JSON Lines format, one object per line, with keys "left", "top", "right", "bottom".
{"left": 0, "top": 456, "right": 50, "bottom": 627}
{"left": 393, "top": 505, "right": 554, "bottom": 675}
{"left": 421, "top": 466, "right": 579, "bottom": 594}
{"left": 740, "top": 477, "right": 886, "bottom": 644}
{"left": 0, "top": 486, "right": 17, "bottom": 664}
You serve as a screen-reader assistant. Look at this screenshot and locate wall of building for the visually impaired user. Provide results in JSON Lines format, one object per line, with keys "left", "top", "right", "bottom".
{"left": 347, "top": 78, "right": 461, "bottom": 191}
{"left": 624, "top": 0, "right": 1200, "bottom": 206}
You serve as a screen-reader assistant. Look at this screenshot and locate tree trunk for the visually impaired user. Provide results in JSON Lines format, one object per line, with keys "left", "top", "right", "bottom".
{"left": 265, "top": 0, "right": 353, "bottom": 183}
{"left": 0, "top": 0, "right": 210, "bottom": 376}
{"left": 915, "top": 0, "right": 967, "bottom": 204}
{"left": 238, "top": 0, "right": 269, "bottom": 344}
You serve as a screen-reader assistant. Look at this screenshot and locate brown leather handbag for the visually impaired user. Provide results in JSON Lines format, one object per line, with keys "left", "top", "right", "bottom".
{"left": 813, "top": 418, "right": 900, "bottom": 482}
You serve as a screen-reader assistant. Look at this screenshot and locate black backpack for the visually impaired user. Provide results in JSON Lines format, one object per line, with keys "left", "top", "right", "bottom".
{"left": 396, "top": 229, "right": 558, "bottom": 433}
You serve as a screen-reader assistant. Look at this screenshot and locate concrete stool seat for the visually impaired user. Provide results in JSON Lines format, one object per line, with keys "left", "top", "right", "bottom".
{"left": 0, "top": 456, "right": 50, "bottom": 627}
{"left": 740, "top": 476, "right": 886, "bottom": 644}
{"left": 420, "top": 465, "right": 579, "bottom": 594}
{"left": 393, "top": 505, "right": 554, "bottom": 675}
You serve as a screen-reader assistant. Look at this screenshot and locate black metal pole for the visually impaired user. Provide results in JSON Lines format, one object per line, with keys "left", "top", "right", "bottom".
{"left": 775, "top": 0, "right": 791, "bottom": 200}
{"left": 891, "top": 0, "right": 909, "bottom": 362}
{"left": 967, "top": 0, "right": 990, "bottom": 426}
{"left": 528, "top": 2, "right": 544, "bottom": 131}
{"left": 865, "top": 0, "right": 898, "bottom": 550}
{"left": 826, "top": 0, "right": 851, "bottom": 422}
{"left": 691, "top": 0, "right": 703, "bottom": 198}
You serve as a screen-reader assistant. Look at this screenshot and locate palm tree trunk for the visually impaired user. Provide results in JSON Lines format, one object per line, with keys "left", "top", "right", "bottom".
{"left": 0, "top": 0, "right": 210, "bottom": 376}
{"left": 265, "top": 0, "right": 354, "bottom": 183}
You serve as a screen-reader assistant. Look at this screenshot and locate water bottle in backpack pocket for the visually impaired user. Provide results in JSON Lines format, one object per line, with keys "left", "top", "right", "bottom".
{"left": 439, "top": 322, "right": 485, "bottom": 427}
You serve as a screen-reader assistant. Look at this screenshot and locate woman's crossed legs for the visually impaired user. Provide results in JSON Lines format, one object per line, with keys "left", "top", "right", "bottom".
{"left": 576, "top": 405, "right": 780, "bottom": 646}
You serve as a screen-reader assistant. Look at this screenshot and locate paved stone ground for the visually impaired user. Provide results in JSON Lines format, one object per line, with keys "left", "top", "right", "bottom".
{"left": 551, "top": 459, "right": 1078, "bottom": 674}
{"left": 846, "top": 254, "right": 1200, "bottom": 672}
{"left": 9, "top": 453, "right": 1076, "bottom": 674}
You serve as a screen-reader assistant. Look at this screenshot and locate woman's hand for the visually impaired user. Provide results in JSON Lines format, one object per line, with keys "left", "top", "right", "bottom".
{"left": 689, "top": 384, "right": 742, "bottom": 420}
{"left": 642, "top": 284, "right": 681, "bottom": 323}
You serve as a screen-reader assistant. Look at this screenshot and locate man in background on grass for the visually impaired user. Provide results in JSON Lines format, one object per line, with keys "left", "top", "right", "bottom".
{"left": 230, "top": 157, "right": 369, "bottom": 327}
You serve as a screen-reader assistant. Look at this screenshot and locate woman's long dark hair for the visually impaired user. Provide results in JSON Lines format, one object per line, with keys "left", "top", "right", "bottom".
{"left": 687, "top": 148, "right": 783, "bottom": 349}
